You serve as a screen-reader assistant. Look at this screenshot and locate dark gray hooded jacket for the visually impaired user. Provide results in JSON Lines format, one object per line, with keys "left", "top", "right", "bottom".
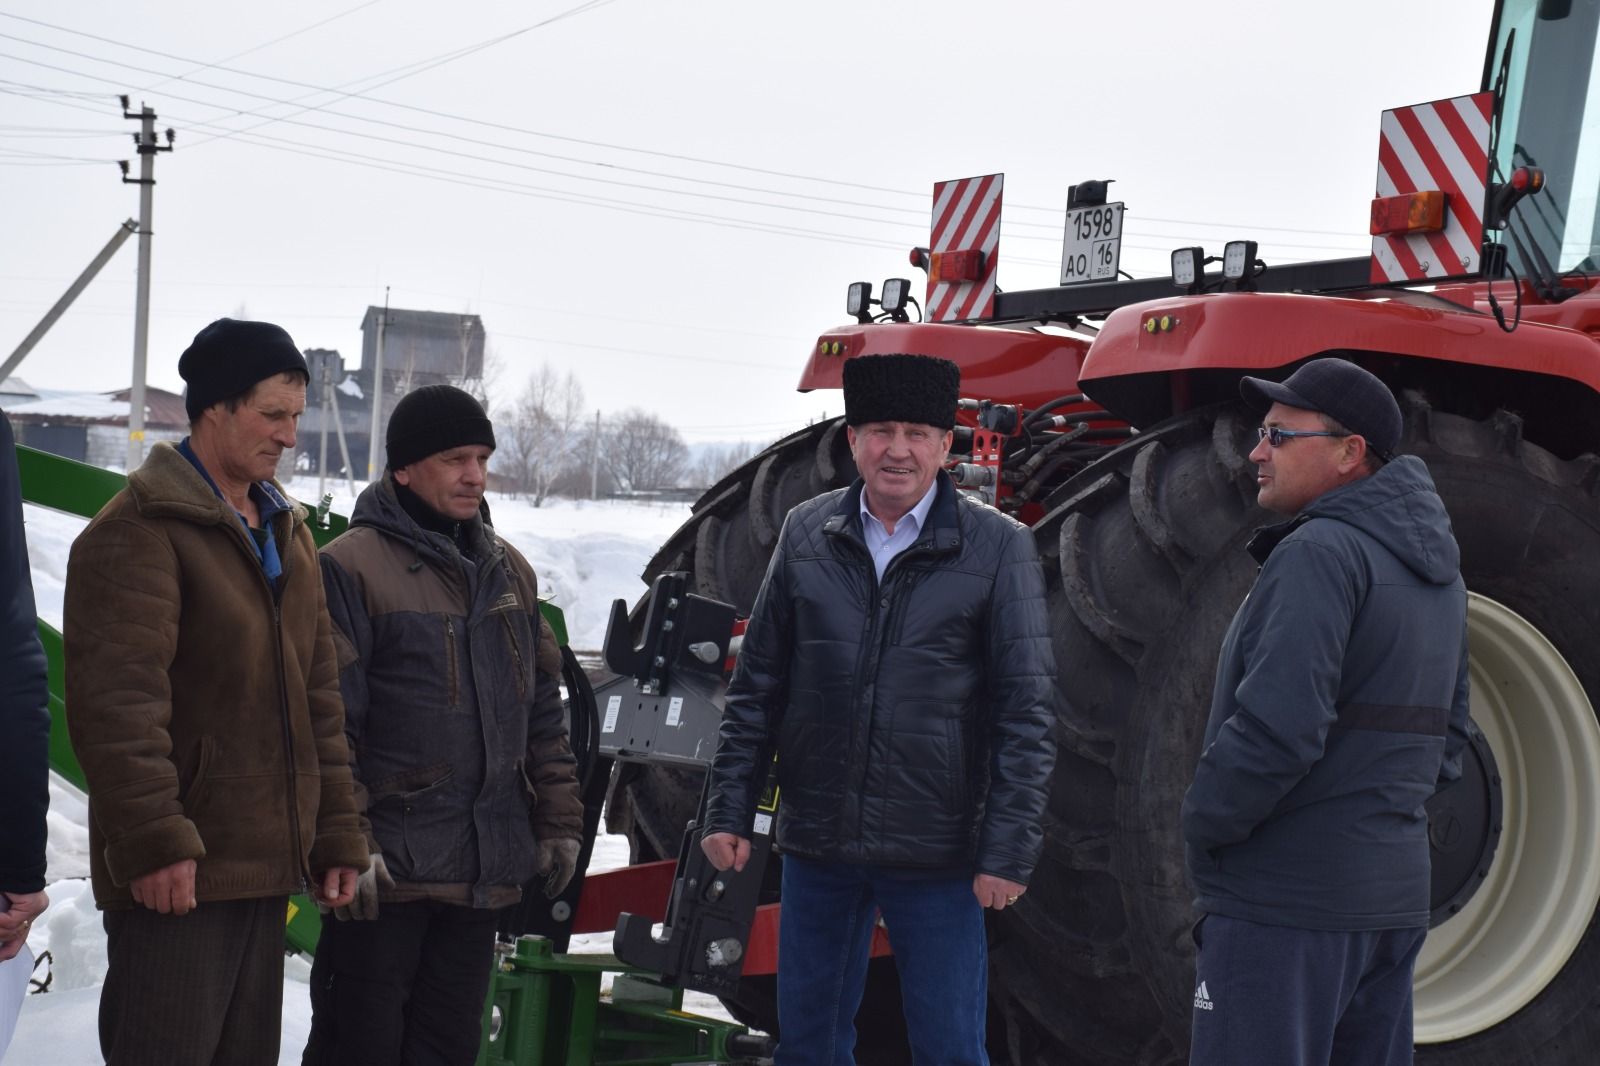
{"left": 1181, "top": 455, "right": 1471, "bottom": 930}
{"left": 319, "top": 478, "right": 581, "bottom": 908}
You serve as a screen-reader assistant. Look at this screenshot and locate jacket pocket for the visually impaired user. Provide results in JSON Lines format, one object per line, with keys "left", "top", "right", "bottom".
{"left": 519, "top": 758, "right": 538, "bottom": 810}
{"left": 944, "top": 719, "right": 969, "bottom": 816}
{"left": 443, "top": 616, "right": 459, "bottom": 709}
{"left": 500, "top": 613, "right": 528, "bottom": 699}
{"left": 368, "top": 762, "right": 456, "bottom": 878}
{"left": 181, "top": 735, "right": 217, "bottom": 816}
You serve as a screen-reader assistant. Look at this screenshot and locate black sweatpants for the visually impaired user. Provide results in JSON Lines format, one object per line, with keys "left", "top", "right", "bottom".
{"left": 302, "top": 899, "right": 501, "bottom": 1066}
{"left": 1189, "top": 913, "right": 1427, "bottom": 1066}
{"left": 100, "top": 896, "right": 289, "bottom": 1066}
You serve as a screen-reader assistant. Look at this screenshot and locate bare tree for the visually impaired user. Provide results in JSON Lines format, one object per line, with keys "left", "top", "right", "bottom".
{"left": 458, "top": 344, "right": 503, "bottom": 410}
{"left": 495, "top": 363, "right": 587, "bottom": 505}
{"left": 603, "top": 408, "right": 689, "bottom": 493}
{"left": 689, "top": 441, "right": 758, "bottom": 486}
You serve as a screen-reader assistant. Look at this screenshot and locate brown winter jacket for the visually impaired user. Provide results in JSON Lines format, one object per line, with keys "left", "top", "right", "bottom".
{"left": 319, "top": 477, "right": 582, "bottom": 908}
{"left": 65, "top": 442, "right": 369, "bottom": 908}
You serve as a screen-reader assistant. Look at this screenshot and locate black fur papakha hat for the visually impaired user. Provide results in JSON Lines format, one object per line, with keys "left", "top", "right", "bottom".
{"left": 842, "top": 353, "right": 961, "bottom": 430}
{"left": 178, "top": 317, "right": 310, "bottom": 420}
{"left": 386, "top": 384, "right": 496, "bottom": 469}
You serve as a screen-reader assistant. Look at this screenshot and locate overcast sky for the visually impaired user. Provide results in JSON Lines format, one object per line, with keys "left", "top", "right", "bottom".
{"left": 1, "top": 0, "right": 1496, "bottom": 444}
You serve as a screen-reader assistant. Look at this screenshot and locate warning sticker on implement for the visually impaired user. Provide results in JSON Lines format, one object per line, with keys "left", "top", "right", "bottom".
{"left": 666, "top": 696, "right": 684, "bottom": 727}
{"left": 603, "top": 695, "right": 621, "bottom": 734}
{"left": 753, "top": 812, "right": 773, "bottom": 836}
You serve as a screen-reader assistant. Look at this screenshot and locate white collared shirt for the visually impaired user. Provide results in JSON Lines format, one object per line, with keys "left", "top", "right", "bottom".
{"left": 860, "top": 478, "right": 939, "bottom": 581}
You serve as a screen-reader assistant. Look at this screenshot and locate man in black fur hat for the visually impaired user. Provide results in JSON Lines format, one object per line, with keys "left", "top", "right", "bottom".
{"left": 700, "top": 353, "right": 1058, "bottom": 1064}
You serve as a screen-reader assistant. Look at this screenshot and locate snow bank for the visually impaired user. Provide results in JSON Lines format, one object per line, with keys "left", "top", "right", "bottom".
{"left": 26, "top": 482, "right": 693, "bottom": 648}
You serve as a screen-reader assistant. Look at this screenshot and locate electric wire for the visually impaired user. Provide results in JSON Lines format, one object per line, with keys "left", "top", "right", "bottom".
{"left": 0, "top": 11, "right": 1367, "bottom": 242}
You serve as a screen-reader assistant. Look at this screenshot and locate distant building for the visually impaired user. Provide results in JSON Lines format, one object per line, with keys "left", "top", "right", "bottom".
{"left": 356, "top": 308, "right": 486, "bottom": 468}
{"left": 1, "top": 376, "right": 38, "bottom": 409}
{"left": 298, "top": 348, "right": 373, "bottom": 478}
{"left": 3, "top": 379, "right": 187, "bottom": 469}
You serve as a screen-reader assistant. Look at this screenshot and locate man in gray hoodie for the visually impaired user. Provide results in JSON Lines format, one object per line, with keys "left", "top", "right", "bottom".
{"left": 1182, "top": 358, "right": 1471, "bottom": 1066}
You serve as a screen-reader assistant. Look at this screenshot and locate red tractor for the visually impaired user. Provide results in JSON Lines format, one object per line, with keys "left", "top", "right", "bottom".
{"left": 606, "top": 1, "right": 1600, "bottom": 1062}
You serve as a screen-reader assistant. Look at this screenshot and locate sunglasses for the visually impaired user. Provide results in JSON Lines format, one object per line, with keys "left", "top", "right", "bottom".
{"left": 1256, "top": 426, "right": 1352, "bottom": 447}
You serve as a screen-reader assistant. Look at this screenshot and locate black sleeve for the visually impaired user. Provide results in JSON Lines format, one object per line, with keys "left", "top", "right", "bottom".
{"left": 702, "top": 518, "right": 794, "bottom": 837}
{"left": 0, "top": 412, "right": 51, "bottom": 894}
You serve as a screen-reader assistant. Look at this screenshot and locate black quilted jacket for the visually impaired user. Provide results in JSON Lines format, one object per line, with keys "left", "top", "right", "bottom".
{"left": 703, "top": 472, "right": 1058, "bottom": 884}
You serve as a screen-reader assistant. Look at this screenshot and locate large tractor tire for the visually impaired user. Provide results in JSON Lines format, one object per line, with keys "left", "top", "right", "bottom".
{"left": 1006, "top": 399, "right": 1600, "bottom": 1064}
{"left": 613, "top": 399, "right": 1600, "bottom": 1064}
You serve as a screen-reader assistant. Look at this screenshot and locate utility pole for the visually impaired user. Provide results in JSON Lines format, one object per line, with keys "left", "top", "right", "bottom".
{"left": 317, "top": 353, "right": 333, "bottom": 502}
{"left": 326, "top": 372, "right": 358, "bottom": 499}
{"left": 366, "top": 287, "right": 389, "bottom": 481}
{"left": 0, "top": 219, "right": 136, "bottom": 383}
{"left": 590, "top": 409, "right": 601, "bottom": 499}
{"left": 119, "top": 96, "right": 173, "bottom": 472}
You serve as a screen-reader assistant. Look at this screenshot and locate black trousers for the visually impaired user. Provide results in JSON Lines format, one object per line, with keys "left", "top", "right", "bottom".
{"left": 100, "top": 896, "right": 289, "bottom": 1066}
{"left": 1189, "top": 913, "right": 1428, "bottom": 1066}
{"left": 302, "top": 900, "right": 501, "bottom": 1066}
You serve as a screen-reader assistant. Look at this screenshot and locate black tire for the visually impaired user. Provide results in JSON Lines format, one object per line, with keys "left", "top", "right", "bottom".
{"left": 1004, "top": 398, "right": 1600, "bottom": 1065}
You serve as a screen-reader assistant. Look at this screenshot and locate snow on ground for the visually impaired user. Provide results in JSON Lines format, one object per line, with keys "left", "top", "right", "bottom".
{"left": 10, "top": 480, "right": 738, "bottom": 1064}
{"left": 25, "top": 477, "right": 693, "bottom": 650}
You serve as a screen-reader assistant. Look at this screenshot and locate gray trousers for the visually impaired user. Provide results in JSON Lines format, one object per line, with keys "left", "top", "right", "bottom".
{"left": 101, "top": 896, "right": 288, "bottom": 1066}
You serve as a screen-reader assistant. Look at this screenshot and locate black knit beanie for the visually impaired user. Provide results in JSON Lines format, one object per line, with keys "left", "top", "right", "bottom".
{"left": 386, "top": 384, "right": 496, "bottom": 469}
{"left": 178, "top": 318, "right": 310, "bottom": 420}
{"left": 842, "top": 353, "right": 961, "bottom": 429}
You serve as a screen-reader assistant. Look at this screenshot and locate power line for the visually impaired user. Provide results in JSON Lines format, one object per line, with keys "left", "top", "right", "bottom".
{"left": 0, "top": 16, "right": 1369, "bottom": 242}
{"left": 0, "top": 55, "right": 1070, "bottom": 266}
{"left": 0, "top": 26, "right": 932, "bottom": 222}
{"left": 137, "top": 0, "right": 391, "bottom": 92}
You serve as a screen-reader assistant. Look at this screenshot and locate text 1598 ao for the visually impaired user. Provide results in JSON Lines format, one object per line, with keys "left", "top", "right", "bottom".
{"left": 1061, "top": 202, "right": 1124, "bottom": 285}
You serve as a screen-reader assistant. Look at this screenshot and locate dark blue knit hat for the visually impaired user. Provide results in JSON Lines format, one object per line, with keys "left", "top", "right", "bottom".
{"left": 386, "top": 384, "right": 496, "bottom": 469}
{"left": 178, "top": 318, "right": 309, "bottom": 419}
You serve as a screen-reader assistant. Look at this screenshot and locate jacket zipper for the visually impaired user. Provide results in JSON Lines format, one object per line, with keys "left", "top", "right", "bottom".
{"left": 831, "top": 524, "right": 944, "bottom": 844}
{"left": 499, "top": 612, "right": 526, "bottom": 698}
{"left": 234, "top": 508, "right": 311, "bottom": 895}
{"left": 445, "top": 616, "right": 460, "bottom": 708}
{"left": 273, "top": 602, "right": 310, "bottom": 894}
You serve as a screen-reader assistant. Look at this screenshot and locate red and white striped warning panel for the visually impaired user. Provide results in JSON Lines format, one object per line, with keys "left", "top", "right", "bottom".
{"left": 927, "top": 173, "right": 1003, "bottom": 322}
{"left": 1370, "top": 91, "right": 1493, "bottom": 284}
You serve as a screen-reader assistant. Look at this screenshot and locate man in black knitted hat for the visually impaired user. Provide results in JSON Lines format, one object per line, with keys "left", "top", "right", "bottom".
{"left": 305, "top": 385, "right": 582, "bottom": 1064}
{"left": 700, "top": 353, "right": 1058, "bottom": 1063}
{"left": 1183, "top": 358, "right": 1471, "bottom": 1066}
{"left": 66, "top": 318, "right": 367, "bottom": 1065}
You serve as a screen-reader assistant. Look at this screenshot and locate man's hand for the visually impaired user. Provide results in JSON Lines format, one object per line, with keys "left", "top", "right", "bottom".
{"left": 314, "top": 866, "right": 360, "bottom": 910}
{"left": 973, "top": 873, "right": 1027, "bottom": 911}
{"left": 700, "top": 832, "right": 751, "bottom": 873}
{"left": 130, "top": 859, "right": 197, "bottom": 915}
{"left": 535, "top": 838, "right": 581, "bottom": 898}
{"left": 333, "top": 853, "right": 393, "bottom": 921}
{"left": 0, "top": 890, "right": 49, "bottom": 962}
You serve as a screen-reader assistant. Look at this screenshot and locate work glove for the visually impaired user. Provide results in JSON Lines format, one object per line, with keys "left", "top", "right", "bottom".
{"left": 334, "top": 852, "right": 394, "bottom": 921}
{"left": 535, "top": 838, "right": 581, "bottom": 898}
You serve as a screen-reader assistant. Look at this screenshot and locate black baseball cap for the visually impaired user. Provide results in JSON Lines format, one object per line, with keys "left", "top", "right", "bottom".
{"left": 1240, "top": 358, "right": 1402, "bottom": 460}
